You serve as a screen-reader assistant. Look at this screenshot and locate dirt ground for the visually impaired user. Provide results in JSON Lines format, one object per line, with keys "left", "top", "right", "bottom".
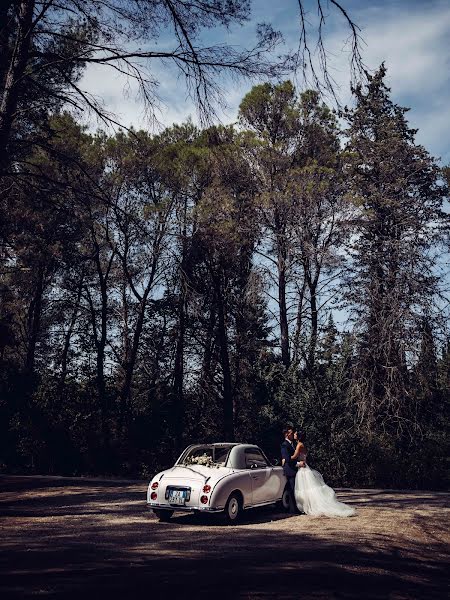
{"left": 0, "top": 476, "right": 448, "bottom": 599}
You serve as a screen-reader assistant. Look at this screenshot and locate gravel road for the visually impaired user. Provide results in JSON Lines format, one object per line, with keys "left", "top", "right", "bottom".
{"left": 0, "top": 476, "right": 448, "bottom": 599}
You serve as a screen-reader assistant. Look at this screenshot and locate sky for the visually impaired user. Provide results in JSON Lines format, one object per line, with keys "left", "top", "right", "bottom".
{"left": 80, "top": 0, "right": 450, "bottom": 165}
{"left": 78, "top": 0, "right": 449, "bottom": 331}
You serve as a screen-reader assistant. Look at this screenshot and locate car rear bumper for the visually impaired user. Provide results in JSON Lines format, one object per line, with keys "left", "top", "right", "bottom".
{"left": 147, "top": 502, "right": 224, "bottom": 513}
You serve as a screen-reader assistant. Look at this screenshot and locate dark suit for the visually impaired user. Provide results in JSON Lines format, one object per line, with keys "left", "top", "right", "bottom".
{"left": 281, "top": 439, "right": 298, "bottom": 512}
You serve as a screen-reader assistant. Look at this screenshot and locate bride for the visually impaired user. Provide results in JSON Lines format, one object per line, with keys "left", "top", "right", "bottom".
{"left": 292, "top": 431, "right": 356, "bottom": 517}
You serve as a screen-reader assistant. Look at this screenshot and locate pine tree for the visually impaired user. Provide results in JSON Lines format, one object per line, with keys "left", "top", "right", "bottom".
{"left": 343, "top": 65, "right": 446, "bottom": 433}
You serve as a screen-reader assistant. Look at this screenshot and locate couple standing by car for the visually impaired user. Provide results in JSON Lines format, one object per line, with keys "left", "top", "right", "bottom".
{"left": 281, "top": 426, "right": 355, "bottom": 517}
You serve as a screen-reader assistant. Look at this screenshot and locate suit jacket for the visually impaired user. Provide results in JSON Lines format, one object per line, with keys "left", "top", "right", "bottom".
{"left": 281, "top": 439, "right": 297, "bottom": 478}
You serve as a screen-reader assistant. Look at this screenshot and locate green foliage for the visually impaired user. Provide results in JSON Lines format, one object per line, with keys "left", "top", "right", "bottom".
{"left": 343, "top": 65, "right": 447, "bottom": 437}
{"left": 239, "top": 81, "right": 300, "bottom": 143}
{"left": 0, "top": 74, "right": 448, "bottom": 488}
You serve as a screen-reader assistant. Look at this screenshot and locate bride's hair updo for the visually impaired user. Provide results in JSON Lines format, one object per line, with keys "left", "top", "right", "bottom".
{"left": 294, "top": 429, "right": 304, "bottom": 442}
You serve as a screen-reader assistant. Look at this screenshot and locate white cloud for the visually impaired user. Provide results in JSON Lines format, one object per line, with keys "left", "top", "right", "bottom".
{"left": 78, "top": 1, "right": 450, "bottom": 162}
{"left": 325, "top": 1, "right": 450, "bottom": 162}
{"left": 357, "top": 3, "right": 449, "bottom": 85}
{"left": 78, "top": 63, "right": 146, "bottom": 130}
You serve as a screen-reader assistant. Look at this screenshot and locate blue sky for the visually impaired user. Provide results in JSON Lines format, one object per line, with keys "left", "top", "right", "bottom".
{"left": 80, "top": 0, "right": 450, "bottom": 165}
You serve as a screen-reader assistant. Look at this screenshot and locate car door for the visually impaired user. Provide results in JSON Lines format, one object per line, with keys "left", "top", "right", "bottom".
{"left": 244, "top": 448, "right": 276, "bottom": 505}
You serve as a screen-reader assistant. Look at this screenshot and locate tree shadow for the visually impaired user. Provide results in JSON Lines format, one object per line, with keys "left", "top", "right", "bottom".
{"left": 0, "top": 476, "right": 294, "bottom": 524}
{"left": 1, "top": 521, "right": 448, "bottom": 600}
{"left": 338, "top": 489, "right": 449, "bottom": 509}
{"left": 1, "top": 477, "right": 448, "bottom": 599}
{"left": 0, "top": 475, "right": 142, "bottom": 493}
{"left": 167, "top": 504, "right": 296, "bottom": 526}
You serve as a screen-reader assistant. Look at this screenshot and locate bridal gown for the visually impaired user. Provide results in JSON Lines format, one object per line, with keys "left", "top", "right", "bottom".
{"left": 294, "top": 455, "right": 356, "bottom": 517}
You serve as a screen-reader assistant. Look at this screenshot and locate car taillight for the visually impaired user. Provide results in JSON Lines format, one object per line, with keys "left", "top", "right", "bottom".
{"left": 150, "top": 492, "right": 157, "bottom": 500}
{"left": 200, "top": 495, "right": 208, "bottom": 504}
{"left": 151, "top": 482, "right": 158, "bottom": 489}
{"left": 203, "top": 485, "right": 211, "bottom": 493}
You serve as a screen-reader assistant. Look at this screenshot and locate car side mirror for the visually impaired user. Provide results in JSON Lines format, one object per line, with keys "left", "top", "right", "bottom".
{"left": 272, "top": 458, "right": 279, "bottom": 466}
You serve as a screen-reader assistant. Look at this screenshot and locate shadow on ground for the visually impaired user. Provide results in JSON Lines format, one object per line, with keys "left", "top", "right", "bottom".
{"left": 0, "top": 476, "right": 448, "bottom": 599}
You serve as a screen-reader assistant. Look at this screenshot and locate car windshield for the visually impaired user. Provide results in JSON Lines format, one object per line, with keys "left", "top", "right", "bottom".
{"left": 178, "top": 445, "right": 232, "bottom": 467}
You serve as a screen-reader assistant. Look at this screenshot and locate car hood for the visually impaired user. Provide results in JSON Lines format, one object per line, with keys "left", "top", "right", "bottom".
{"left": 160, "top": 465, "right": 233, "bottom": 483}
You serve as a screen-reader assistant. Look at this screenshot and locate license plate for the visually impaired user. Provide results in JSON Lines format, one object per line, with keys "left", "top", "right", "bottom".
{"left": 168, "top": 490, "right": 186, "bottom": 505}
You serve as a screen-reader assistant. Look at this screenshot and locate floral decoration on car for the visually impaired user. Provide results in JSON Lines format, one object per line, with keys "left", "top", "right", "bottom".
{"left": 183, "top": 453, "right": 218, "bottom": 467}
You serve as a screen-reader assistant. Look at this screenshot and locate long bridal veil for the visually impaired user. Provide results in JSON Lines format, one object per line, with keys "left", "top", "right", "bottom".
{"left": 294, "top": 465, "right": 356, "bottom": 517}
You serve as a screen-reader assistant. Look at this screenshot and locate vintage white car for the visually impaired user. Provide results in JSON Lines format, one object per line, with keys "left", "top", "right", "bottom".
{"left": 147, "top": 443, "right": 290, "bottom": 523}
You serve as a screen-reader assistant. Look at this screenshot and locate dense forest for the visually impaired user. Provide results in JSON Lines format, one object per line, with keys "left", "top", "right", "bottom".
{"left": 1, "top": 1, "right": 449, "bottom": 489}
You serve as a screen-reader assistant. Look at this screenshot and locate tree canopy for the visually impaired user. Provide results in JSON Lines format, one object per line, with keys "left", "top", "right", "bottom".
{"left": 0, "top": 64, "right": 448, "bottom": 488}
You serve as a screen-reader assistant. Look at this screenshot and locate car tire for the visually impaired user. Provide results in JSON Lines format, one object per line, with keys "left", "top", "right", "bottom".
{"left": 276, "top": 485, "right": 291, "bottom": 512}
{"left": 224, "top": 492, "right": 241, "bottom": 524}
{"left": 153, "top": 509, "right": 174, "bottom": 522}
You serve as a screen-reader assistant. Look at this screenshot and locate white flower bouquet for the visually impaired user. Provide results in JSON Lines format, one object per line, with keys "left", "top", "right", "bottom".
{"left": 183, "top": 453, "right": 217, "bottom": 467}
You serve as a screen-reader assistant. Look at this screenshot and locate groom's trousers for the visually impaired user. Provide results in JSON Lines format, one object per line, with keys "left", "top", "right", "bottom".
{"left": 286, "top": 475, "right": 297, "bottom": 513}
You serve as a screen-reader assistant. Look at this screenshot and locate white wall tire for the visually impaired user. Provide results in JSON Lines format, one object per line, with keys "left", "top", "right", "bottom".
{"left": 224, "top": 493, "right": 241, "bottom": 523}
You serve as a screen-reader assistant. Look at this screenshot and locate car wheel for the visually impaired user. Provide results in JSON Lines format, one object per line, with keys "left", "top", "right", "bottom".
{"left": 153, "top": 509, "right": 174, "bottom": 522}
{"left": 224, "top": 493, "right": 241, "bottom": 524}
{"left": 276, "top": 485, "right": 291, "bottom": 512}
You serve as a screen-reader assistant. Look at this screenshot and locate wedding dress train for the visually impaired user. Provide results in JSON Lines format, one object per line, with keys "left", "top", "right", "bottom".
{"left": 294, "top": 463, "right": 356, "bottom": 517}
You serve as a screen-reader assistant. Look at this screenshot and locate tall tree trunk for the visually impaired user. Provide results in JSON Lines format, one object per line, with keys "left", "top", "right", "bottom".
{"left": 118, "top": 295, "right": 148, "bottom": 435}
{"left": 214, "top": 269, "right": 234, "bottom": 440}
{"left": 99, "top": 282, "right": 109, "bottom": 440}
{"left": 307, "top": 275, "right": 319, "bottom": 370}
{"left": 292, "top": 279, "right": 306, "bottom": 364}
{"left": 118, "top": 250, "right": 159, "bottom": 437}
{"left": 118, "top": 281, "right": 130, "bottom": 437}
{"left": 25, "top": 265, "right": 44, "bottom": 374}
{"left": 200, "top": 304, "right": 217, "bottom": 400}
{"left": 172, "top": 293, "right": 185, "bottom": 450}
{"left": 0, "top": 0, "right": 35, "bottom": 172}
{"left": 172, "top": 200, "right": 188, "bottom": 451}
{"left": 0, "top": 1, "right": 15, "bottom": 86}
{"left": 88, "top": 244, "right": 113, "bottom": 459}
{"left": 276, "top": 232, "right": 290, "bottom": 368}
{"left": 58, "top": 275, "right": 84, "bottom": 393}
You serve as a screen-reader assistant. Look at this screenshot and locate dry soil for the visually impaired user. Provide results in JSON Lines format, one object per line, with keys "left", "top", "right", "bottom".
{"left": 0, "top": 475, "right": 448, "bottom": 599}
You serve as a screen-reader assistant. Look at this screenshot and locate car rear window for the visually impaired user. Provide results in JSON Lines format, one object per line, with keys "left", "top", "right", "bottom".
{"left": 179, "top": 445, "right": 232, "bottom": 466}
{"left": 214, "top": 446, "right": 231, "bottom": 465}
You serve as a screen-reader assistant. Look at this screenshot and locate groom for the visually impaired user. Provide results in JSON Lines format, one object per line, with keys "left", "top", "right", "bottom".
{"left": 281, "top": 426, "right": 299, "bottom": 513}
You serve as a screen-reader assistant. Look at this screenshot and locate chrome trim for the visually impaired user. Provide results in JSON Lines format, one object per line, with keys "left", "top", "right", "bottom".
{"left": 248, "top": 499, "right": 280, "bottom": 508}
{"left": 147, "top": 497, "right": 280, "bottom": 512}
{"left": 147, "top": 502, "right": 223, "bottom": 513}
